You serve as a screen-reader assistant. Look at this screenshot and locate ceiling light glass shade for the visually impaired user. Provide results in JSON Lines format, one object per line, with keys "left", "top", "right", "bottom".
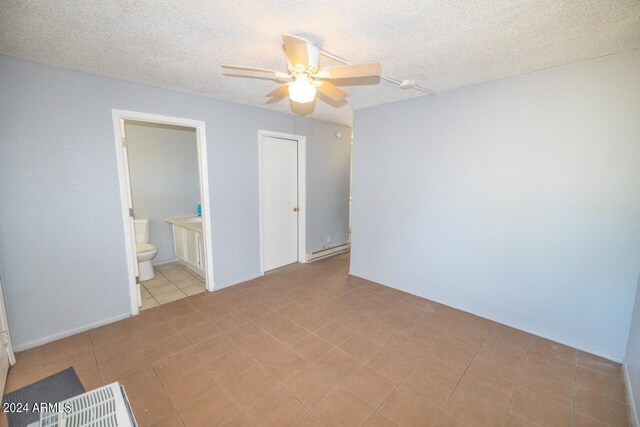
{"left": 289, "top": 75, "right": 316, "bottom": 103}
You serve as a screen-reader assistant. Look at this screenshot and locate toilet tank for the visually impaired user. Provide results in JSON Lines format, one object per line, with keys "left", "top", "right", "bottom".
{"left": 133, "top": 219, "right": 150, "bottom": 243}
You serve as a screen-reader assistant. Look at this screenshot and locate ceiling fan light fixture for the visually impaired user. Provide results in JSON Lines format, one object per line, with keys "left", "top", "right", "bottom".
{"left": 288, "top": 74, "right": 316, "bottom": 104}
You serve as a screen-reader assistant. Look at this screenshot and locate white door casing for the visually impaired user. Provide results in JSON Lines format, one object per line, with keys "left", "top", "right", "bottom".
{"left": 112, "top": 109, "right": 216, "bottom": 315}
{"left": 259, "top": 131, "right": 306, "bottom": 273}
{"left": 0, "top": 278, "right": 16, "bottom": 394}
{"left": 119, "top": 121, "right": 142, "bottom": 309}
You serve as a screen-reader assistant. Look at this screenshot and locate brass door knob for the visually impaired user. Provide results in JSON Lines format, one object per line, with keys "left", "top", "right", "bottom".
{"left": 293, "top": 207, "right": 300, "bottom": 212}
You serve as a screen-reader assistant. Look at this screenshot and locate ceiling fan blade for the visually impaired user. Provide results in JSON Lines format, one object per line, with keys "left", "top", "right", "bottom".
{"left": 321, "top": 63, "right": 381, "bottom": 79}
{"left": 282, "top": 35, "right": 309, "bottom": 67}
{"left": 221, "top": 64, "right": 288, "bottom": 78}
{"left": 266, "top": 84, "right": 290, "bottom": 99}
{"left": 316, "top": 81, "right": 347, "bottom": 102}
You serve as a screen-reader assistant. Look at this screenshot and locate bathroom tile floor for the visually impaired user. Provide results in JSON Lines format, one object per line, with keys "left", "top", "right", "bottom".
{"left": 141, "top": 263, "right": 206, "bottom": 310}
{"left": 5, "top": 254, "right": 631, "bottom": 426}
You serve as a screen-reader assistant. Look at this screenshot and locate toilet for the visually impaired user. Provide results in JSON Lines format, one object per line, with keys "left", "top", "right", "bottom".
{"left": 133, "top": 219, "right": 158, "bottom": 281}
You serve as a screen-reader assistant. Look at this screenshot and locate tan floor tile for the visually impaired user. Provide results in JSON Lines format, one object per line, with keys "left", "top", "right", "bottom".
{"left": 443, "top": 386, "right": 508, "bottom": 426}
{"left": 12, "top": 346, "right": 43, "bottom": 371}
{"left": 577, "top": 351, "right": 622, "bottom": 379}
{"left": 192, "top": 334, "right": 238, "bottom": 364}
{"left": 161, "top": 267, "right": 193, "bottom": 282}
{"left": 575, "top": 386, "right": 629, "bottom": 426}
{"left": 158, "top": 299, "right": 195, "bottom": 319}
{"left": 259, "top": 347, "right": 308, "bottom": 381}
{"left": 293, "top": 310, "right": 332, "bottom": 331}
{"left": 290, "top": 412, "right": 324, "bottom": 427}
{"left": 19, "top": 255, "right": 631, "bottom": 426}
{"left": 99, "top": 346, "right": 149, "bottom": 384}
{"left": 180, "top": 321, "right": 220, "bottom": 346}
{"left": 43, "top": 332, "right": 92, "bottom": 364}
{"left": 181, "top": 285, "right": 206, "bottom": 296}
{"left": 235, "top": 302, "right": 273, "bottom": 320}
{"left": 151, "top": 412, "right": 185, "bottom": 427}
{"left": 518, "top": 365, "right": 574, "bottom": 406}
{"left": 284, "top": 365, "right": 337, "bottom": 408}
{"left": 128, "top": 386, "right": 176, "bottom": 427}
{"left": 89, "top": 319, "right": 132, "bottom": 347}
{"left": 315, "top": 321, "right": 355, "bottom": 346}
{"left": 289, "top": 334, "right": 333, "bottom": 362}
{"left": 173, "top": 277, "right": 202, "bottom": 290}
{"left": 576, "top": 366, "right": 627, "bottom": 403}
{"left": 345, "top": 365, "right": 396, "bottom": 408}
{"left": 155, "top": 290, "right": 187, "bottom": 305}
{"left": 366, "top": 347, "right": 417, "bottom": 383}
{"left": 270, "top": 322, "right": 309, "bottom": 345}
{"left": 43, "top": 349, "right": 97, "bottom": 376}
{"left": 246, "top": 386, "right": 308, "bottom": 426}
{"left": 94, "top": 335, "right": 140, "bottom": 364}
{"left": 252, "top": 311, "right": 290, "bottom": 331}
{"left": 5, "top": 365, "right": 44, "bottom": 393}
{"left": 164, "top": 365, "right": 217, "bottom": 409}
{"left": 151, "top": 349, "right": 201, "bottom": 384}
{"left": 179, "top": 386, "right": 240, "bottom": 426}
{"left": 205, "top": 349, "right": 255, "bottom": 384}
{"left": 365, "top": 413, "right": 396, "bottom": 427}
{"left": 141, "top": 296, "right": 160, "bottom": 310}
{"left": 224, "top": 364, "right": 279, "bottom": 408}
{"left": 148, "top": 283, "right": 182, "bottom": 297}
{"left": 509, "top": 386, "right": 572, "bottom": 427}
{"left": 169, "top": 310, "right": 208, "bottom": 332}
{"left": 315, "top": 386, "right": 374, "bottom": 426}
{"left": 315, "top": 348, "right": 361, "bottom": 382}
{"left": 402, "top": 364, "right": 457, "bottom": 408}
{"left": 339, "top": 333, "right": 383, "bottom": 364}
{"left": 225, "top": 322, "right": 265, "bottom": 346}
{"left": 379, "top": 384, "right": 440, "bottom": 426}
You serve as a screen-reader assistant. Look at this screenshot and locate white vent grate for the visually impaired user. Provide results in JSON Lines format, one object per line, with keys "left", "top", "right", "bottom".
{"left": 35, "top": 383, "right": 136, "bottom": 427}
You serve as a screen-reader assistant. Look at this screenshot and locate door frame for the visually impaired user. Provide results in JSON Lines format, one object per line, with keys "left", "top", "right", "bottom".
{"left": 258, "top": 130, "right": 306, "bottom": 274}
{"left": 112, "top": 109, "right": 216, "bottom": 315}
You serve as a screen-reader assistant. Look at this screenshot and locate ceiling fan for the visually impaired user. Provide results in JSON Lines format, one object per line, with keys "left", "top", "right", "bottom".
{"left": 221, "top": 35, "right": 381, "bottom": 106}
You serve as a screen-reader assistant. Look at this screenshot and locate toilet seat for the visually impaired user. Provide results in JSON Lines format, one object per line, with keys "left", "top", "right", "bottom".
{"left": 136, "top": 242, "right": 156, "bottom": 253}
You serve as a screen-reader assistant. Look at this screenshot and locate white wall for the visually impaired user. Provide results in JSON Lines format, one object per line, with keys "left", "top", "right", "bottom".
{"left": 351, "top": 50, "right": 640, "bottom": 361}
{"left": 0, "top": 54, "right": 351, "bottom": 350}
{"left": 125, "top": 121, "right": 200, "bottom": 264}
{"left": 625, "top": 275, "right": 640, "bottom": 426}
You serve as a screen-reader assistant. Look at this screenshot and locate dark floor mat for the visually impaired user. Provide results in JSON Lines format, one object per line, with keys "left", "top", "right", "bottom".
{"left": 3, "top": 367, "right": 85, "bottom": 427}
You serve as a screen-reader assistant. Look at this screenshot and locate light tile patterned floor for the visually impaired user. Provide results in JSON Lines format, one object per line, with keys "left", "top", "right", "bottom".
{"left": 4, "top": 254, "right": 631, "bottom": 426}
{"left": 141, "top": 262, "right": 206, "bottom": 310}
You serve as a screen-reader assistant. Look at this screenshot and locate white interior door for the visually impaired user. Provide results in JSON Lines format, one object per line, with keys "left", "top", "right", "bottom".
{"left": 261, "top": 136, "right": 298, "bottom": 271}
{"left": 0, "top": 278, "right": 15, "bottom": 394}
{"left": 120, "top": 121, "right": 142, "bottom": 307}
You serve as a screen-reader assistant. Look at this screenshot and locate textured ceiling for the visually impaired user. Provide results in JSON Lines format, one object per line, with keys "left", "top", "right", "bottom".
{"left": 2, "top": 0, "right": 639, "bottom": 125}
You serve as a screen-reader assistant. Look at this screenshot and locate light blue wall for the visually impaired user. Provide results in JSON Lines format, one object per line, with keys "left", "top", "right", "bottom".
{"left": 125, "top": 122, "right": 200, "bottom": 264}
{"left": 0, "top": 55, "right": 351, "bottom": 349}
{"left": 351, "top": 50, "right": 640, "bottom": 360}
{"left": 297, "top": 120, "right": 351, "bottom": 252}
{"left": 625, "top": 275, "right": 640, "bottom": 426}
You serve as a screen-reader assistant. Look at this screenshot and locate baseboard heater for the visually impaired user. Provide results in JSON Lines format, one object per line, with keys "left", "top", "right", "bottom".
{"left": 307, "top": 243, "right": 351, "bottom": 262}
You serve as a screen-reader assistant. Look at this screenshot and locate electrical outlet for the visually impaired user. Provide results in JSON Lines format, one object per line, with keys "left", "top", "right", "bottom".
{"left": 326, "top": 235, "right": 331, "bottom": 243}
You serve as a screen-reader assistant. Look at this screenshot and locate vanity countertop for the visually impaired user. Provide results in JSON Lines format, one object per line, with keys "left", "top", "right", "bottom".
{"left": 166, "top": 216, "right": 202, "bottom": 232}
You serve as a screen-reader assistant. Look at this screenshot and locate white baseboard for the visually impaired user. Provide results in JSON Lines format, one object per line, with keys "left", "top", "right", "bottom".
{"left": 623, "top": 363, "right": 639, "bottom": 427}
{"left": 12, "top": 312, "right": 131, "bottom": 353}
{"left": 349, "top": 269, "right": 623, "bottom": 363}
{"left": 307, "top": 243, "right": 351, "bottom": 263}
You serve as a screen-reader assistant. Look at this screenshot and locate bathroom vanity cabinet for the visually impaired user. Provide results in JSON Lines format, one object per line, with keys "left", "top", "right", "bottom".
{"left": 166, "top": 216, "right": 205, "bottom": 277}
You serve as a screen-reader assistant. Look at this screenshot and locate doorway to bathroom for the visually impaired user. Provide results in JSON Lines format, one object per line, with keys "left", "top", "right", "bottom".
{"left": 112, "top": 110, "right": 215, "bottom": 315}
